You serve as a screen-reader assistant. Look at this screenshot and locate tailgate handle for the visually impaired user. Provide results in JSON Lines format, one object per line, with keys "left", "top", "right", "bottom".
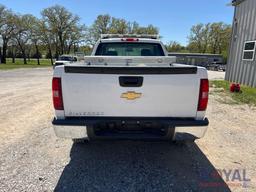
{"left": 119, "top": 76, "right": 143, "bottom": 87}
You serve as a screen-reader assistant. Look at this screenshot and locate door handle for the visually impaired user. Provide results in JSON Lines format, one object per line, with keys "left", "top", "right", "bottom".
{"left": 119, "top": 76, "right": 143, "bottom": 87}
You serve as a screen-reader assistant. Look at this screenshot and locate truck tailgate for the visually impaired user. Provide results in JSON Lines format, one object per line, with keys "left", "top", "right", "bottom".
{"left": 61, "top": 66, "right": 204, "bottom": 118}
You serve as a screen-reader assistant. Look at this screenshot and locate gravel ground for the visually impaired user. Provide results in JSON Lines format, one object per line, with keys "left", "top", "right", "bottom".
{"left": 0, "top": 68, "right": 255, "bottom": 192}
{"left": 207, "top": 70, "right": 225, "bottom": 80}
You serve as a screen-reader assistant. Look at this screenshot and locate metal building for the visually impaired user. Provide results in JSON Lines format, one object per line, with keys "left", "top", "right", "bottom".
{"left": 226, "top": 0, "right": 256, "bottom": 87}
{"left": 168, "top": 53, "right": 224, "bottom": 68}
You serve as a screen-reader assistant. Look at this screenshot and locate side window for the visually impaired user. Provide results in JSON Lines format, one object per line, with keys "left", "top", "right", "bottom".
{"left": 243, "top": 41, "right": 256, "bottom": 61}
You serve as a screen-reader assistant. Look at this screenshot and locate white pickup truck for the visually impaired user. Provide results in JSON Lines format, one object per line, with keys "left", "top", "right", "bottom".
{"left": 54, "top": 55, "right": 78, "bottom": 68}
{"left": 52, "top": 34, "right": 209, "bottom": 142}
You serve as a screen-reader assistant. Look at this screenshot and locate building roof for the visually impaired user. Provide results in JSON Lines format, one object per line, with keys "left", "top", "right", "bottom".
{"left": 232, "top": 0, "right": 246, "bottom": 6}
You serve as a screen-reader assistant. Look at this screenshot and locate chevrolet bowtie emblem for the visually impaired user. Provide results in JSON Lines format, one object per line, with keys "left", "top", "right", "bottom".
{"left": 121, "top": 91, "right": 142, "bottom": 100}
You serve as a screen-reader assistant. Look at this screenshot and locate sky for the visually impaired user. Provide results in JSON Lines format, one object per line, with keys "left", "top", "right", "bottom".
{"left": 0, "top": 0, "right": 234, "bottom": 45}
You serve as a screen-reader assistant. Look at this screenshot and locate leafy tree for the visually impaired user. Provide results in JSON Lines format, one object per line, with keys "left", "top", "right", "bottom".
{"left": 13, "top": 14, "right": 35, "bottom": 64}
{"left": 27, "top": 15, "right": 41, "bottom": 64}
{"left": 65, "top": 24, "right": 86, "bottom": 54}
{"left": 93, "top": 14, "right": 111, "bottom": 34}
{"left": 137, "top": 24, "right": 159, "bottom": 35}
{"left": 127, "top": 22, "right": 158, "bottom": 35}
{"left": 0, "top": 4, "right": 233, "bottom": 65}
{"left": 38, "top": 19, "right": 54, "bottom": 65}
{"left": 0, "top": 5, "right": 16, "bottom": 63}
{"left": 188, "top": 23, "right": 205, "bottom": 53}
{"left": 41, "top": 5, "right": 82, "bottom": 56}
{"left": 8, "top": 39, "right": 17, "bottom": 63}
{"left": 86, "top": 14, "right": 111, "bottom": 45}
{"left": 109, "top": 18, "right": 128, "bottom": 34}
{"left": 80, "top": 45, "right": 92, "bottom": 55}
{"left": 187, "top": 22, "right": 232, "bottom": 60}
{"left": 87, "top": 15, "right": 159, "bottom": 45}
{"left": 209, "top": 22, "right": 232, "bottom": 57}
{"left": 127, "top": 21, "right": 140, "bottom": 34}
{"left": 165, "top": 41, "right": 186, "bottom": 52}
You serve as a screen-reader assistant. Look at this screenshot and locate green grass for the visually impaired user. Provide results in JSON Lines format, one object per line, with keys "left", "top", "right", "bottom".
{"left": 0, "top": 58, "right": 53, "bottom": 70}
{"left": 210, "top": 80, "right": 256, "bottom": 106}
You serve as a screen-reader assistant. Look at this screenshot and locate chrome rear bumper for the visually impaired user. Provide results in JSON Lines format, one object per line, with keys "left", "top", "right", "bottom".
{"left": 52, "top": 117, "right": 209, "bottom": 140}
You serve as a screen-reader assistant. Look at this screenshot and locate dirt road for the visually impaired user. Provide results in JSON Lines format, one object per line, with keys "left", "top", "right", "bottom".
{"left": 0, "top": 68, "right": 255, "bottom": 192}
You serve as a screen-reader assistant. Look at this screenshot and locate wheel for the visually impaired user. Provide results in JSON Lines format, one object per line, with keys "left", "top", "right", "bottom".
{"left": 86, "top": 126, "right": 96, "bottom": 140}
{"left": 72, "top": 138, "right": 89, "bottom": 144}
{"left": 172, "top": 139, "right": 195, "bottom": 146}
{"left": 72, "top": 126, "right": 95, "bottom": 143}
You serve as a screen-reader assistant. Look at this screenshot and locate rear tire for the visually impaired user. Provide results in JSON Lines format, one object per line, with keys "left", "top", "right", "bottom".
{"left": 72, "top": 138, "right": 89, "bottom": 144}
{"left": 172, "top": 139, "right": 195, "bottom": 146}
{"left": 86, "top": 126, "right": 96, "bottom": 140}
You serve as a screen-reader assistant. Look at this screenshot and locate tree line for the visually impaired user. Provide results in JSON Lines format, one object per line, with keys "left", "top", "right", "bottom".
{"left": 0, "top": 4, "right": 232, "bottom": 65}
{"left": 166, "top": 22, "right": 232, "bottom": 61}
{"left": 0, "top": 4, "right": 158, "bottom": 65}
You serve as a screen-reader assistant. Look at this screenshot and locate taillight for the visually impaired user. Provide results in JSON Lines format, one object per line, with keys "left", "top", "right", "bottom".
{"left": 198, "top": 79, "right": 209, "bottom": 111}
{"left": 52, "top": 77, "right": 64, "bottom": 110}
{"left": 121, "top": 38, "right": 139, "bottom": 42}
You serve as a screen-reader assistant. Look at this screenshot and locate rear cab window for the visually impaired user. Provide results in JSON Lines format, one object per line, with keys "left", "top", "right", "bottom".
{"left": 95, "top": 42, "right": 165, "bottom": 56}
